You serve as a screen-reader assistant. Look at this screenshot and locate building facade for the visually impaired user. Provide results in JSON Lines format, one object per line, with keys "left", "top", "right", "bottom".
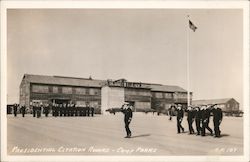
{"left": 20, "top": 74, "right": 192, "bottom": 114}
{"left": 192, "top": 98, "right": 240, "bottom": 112}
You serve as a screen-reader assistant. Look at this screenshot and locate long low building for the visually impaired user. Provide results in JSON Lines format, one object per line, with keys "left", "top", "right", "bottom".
{"left": 192, "top": 98, "right": 240, "bottom": 112}
{"left": 19, "top": 74, "right": 192, "bottom": 114}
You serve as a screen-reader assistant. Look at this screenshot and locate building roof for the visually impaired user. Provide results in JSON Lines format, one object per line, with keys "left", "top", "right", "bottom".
{"left": 147, "top": 84, "right": 187, "bottom": 93}
{"left": 192, "top": 98, "right": 238, "bottom": 106}
{"left": 22, "top": 74, "right": 187, "bottom": 92}
{"left": 23, "top": 74, "right": 104, "bottom": 88}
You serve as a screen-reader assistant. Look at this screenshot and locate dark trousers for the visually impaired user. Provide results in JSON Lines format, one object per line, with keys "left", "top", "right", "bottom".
{"left": 201, "top": 120, "right": 213, "bottom": 136}
{"left": 188, "top": 119, "right": 194, "bottom": 134}
{"left": 14, "top": 111, "right": 17, "bottom": 117}
{"left": 45, "top": 112, "right": 48, "bottom": 117}
{"left": 177, "top": 117, "right": 184, "bottom": 133}
{"left": 22, "top": 113, "right": 25, "bottom": 117}
{"left": 37, "top": 110, "right": 41, "bottom": 118}
{"left": 55, "top": 111, "right": 58, "bottom": 117}
{"left": 195, "top": 119, "right": 201, "bottom": 135}
{"left": 33, "top": 111, "right": 36, "bottom": 117}
{"left": 213, "top": 120, "right": 221, "bottom": 137}
{"left": 125, "top": 120, "right": 131, "bottom": 136}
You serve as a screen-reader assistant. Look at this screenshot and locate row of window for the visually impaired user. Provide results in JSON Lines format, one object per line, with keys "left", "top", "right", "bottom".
{"left": 125, "top": 90, "right": 151, "bottom": 96}
{"left": 31, "top": 85, "right": 189, "bottom": 99}
{"left": 152, "top": 92, "right": 189, "bottom": 99}
{"left": 31, "top": 85, "right": 101, "bottom": 95}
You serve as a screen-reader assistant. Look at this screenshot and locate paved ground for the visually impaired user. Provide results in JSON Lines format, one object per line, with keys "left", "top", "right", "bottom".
{"left": 7, "top": 113, "right": 243, "bottom": 155}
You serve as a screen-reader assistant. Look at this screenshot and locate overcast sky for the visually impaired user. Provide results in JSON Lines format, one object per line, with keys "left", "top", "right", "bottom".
{"left": 7, "top": 9, "right": 243, "bottom": 108}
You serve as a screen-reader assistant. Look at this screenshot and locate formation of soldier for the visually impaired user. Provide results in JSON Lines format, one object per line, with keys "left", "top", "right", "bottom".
{"left": 173, "top": 104, "right": 223, "bottom": 138}
{"left": 13, "top": 103, "right": 95, "bottom": 118}
{"left": 12, "top": 104, "right": 26, "bottom": 117}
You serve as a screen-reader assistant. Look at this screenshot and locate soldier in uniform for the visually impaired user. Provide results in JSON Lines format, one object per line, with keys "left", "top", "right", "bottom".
{"left": 91, "top": 107, "right": 94, "bottom": 117}
{"left": 68, "top": 104, "right": 72, "bottom": 116}
{"left": 13, "top": 104, "right": 18, "bottom": 117}
{"left": 44, "top": 103, "right": 49, "bottom": 117}
{"left": 37, "top": 103, "right": 41, "bottom": 118}
{"left": 59, "top": 104, "right": 62, "bottom": 117}
{"left": 30, "top": 102, "right": 35, "bottom": 117}
{"left": 83, "top": 106, "right": 86, "bottom": 116}
{"left": 65, "top": 103, "right": 68, "bottom": 116}
{"left": 75, "top": 104, "right": 79, "bottom": 116}
{"left": 62, "top": 103, "right": 66, "bottom": 116}
{"left": 186, "top": 106, "right": 195, "bottom": 134}
{"left": 72, "top": 104, "right": 76, "bottom": 116}
{"left": 121, "top": 103, "right": 133, "bottom": 138}
{"left": 201, "top": 105, "right": 213, "bottom": 136}
{"left": 176, "top": 104, "right": 184, "bottom": 133}
{"left": 21, "top": 105, "right": 26, "bottom": 117}
{"left": 194, "top": 107, "right": 202, "bottom": 135}
{"left": 86, "top": 106, "right": 90, "bottom": 117}
{"left": 33, "top": 103, "right": 37, "bottom": 117}
{"left": 55, "top": 104, "right": 58, "bottom": 117}
{"left": 212, "top": 104, "right": 223, "bottom": 137}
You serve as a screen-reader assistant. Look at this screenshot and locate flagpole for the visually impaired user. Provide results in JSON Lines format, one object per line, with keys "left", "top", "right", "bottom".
{"left": 187, "top": 15, "right": 190, "bottom": 107}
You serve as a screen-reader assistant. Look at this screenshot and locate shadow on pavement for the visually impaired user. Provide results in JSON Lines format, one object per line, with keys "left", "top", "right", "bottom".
{"left": 220, "top": 134, "right": 230, "bottom": 137}
{"left": 130, "top": 134, "right": 151, "bottom": 138}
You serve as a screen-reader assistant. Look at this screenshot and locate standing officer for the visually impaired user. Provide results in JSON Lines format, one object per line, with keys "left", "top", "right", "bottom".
{"left": 121, "top": 103, "right": 133, "bottom": 138}
{"left": 37, "top": 103, "right": 41, "bottom": 118}
{"left": 186, "top": 106, "right": 195, "bottom": 134}
{"left": 91, "top": 107, "right": 94, "bottom": 117}
{"left": 86, "top": 106, "right": 90, "bottom": 117}
{"left": 201, "top": 105, "right": 213, "bottom": 136}
{"left": 21, "top": 105, "right": 26, "bottom": 117}
{"left": 30, "top": 102, "right": 35, "bottom": 117}
{"left": 72, "top": 104, "right": 76, "bottom": 116}
{"left": 212, "top": 104, "right": 223, "bottom": 137}
{"left": 13, "top": 104, "right": 18, "bottom": 117}
{"left": 44, "top": 103, "right": 49, "bottom": 117}
{"left": 194, "top": 107, "right": 202, "bottom": 135}
{"left": 176, "top": 104, "right": 184, "bottom": 134}
{"left": 33, "top": 103, "right": 37, "bottom": 117}
{"left": 55, "top": 104, "right": 58, "bottom": 117}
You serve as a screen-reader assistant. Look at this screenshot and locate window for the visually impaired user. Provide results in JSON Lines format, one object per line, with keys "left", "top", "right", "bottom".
{"left": 155, "top": 92, "right": 163, "bottom": 98}
{"left": 52, "top": 86, "right": 58, "bottom": 93}
{"left": 85, "top": 88, "right": 89, "bottom": 95}
{"left": 139, "top": 91, "right": 150, "bottom": 96}
{"left": 165, "top": 93, "right": 172, "bottom": 98}
{"left": 32, "top": 85, "right": 49, "bottom": 93}
{"left": 62, "top": 87, "right": 72, "bottom": 94}
{"left": 175, "top": 93, "right": 187, "bottom": 99}
{"left": 75, "top": 88, "right": 86, "bottom": 95}
{"left": 89, "top": 89, "right": 95, "bottom": 95}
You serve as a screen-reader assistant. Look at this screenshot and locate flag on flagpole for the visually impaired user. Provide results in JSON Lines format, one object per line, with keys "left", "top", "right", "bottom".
{"left": 189, "top": 20, "right": 197, "bottom": 32}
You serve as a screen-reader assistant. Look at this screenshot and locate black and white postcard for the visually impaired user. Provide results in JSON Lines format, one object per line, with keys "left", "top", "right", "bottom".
{"left": 1, "top": 1, "right": 249, "bottom": 162}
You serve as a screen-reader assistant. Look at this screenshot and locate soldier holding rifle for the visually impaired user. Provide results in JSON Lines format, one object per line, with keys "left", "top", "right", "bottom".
{"left": 121, "top": 103, "right": 133, "bottom": 138}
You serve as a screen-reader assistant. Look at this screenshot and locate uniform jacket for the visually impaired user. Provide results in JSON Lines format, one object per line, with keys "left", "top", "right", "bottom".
{"left": 121, "top": 108, "right": 133, "bottom": 122}
{"left": 176, "top": 108, "right": 184, "bottom": 119}
{"left": 212, "top": 108, "right": 223, "bottom": 121}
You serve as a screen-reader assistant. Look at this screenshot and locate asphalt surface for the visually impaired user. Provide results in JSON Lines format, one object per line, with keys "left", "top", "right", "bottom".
{"left": 7, "top": 113, "right": 243, "bottom": 155}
